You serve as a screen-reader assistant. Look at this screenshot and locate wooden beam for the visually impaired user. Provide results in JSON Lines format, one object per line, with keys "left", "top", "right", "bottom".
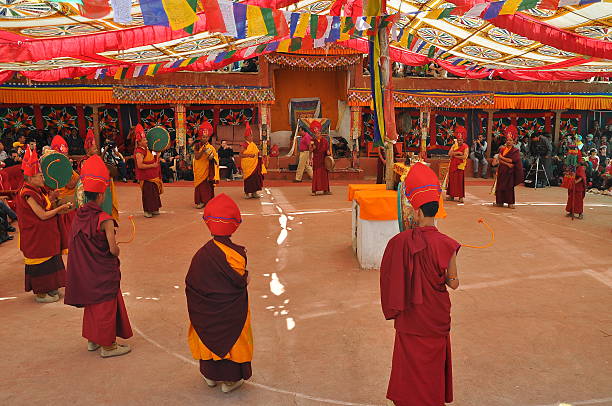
{"left": 486, "top": 109, "right": 495, "bottom": 158}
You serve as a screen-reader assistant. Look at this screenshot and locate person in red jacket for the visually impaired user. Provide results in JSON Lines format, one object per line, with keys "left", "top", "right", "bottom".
{"left": 380, "top": 162, "right": 460, "bottom": 406}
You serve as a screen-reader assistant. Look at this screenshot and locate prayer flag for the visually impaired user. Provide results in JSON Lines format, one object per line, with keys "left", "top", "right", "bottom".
{"left": 277, "top": 39, "right": 292, "bottom": 52}
{"left": 243, "top": 46, "right": 257, "bottom": 58}
{"left": 145, "top": 64, "right": 160, "bottom": 76}
{"left": 310, "top": 14, "right": 319, "bottom": 39}
{"left": 482, "top": 1, "right": 504, "bottom": 19}
{"left": 214, "top": 53, "right": 226, "bottom": 63}
{"left": 219, "top": 0, "right": 238, "bottom": 37}
{"left": 425, "top": 8, "right": 449, "bottom": 19}
{"left": 202, "top": 0, "right": 226, "bottom": 32}
{"left": 234, "top": 2, "right": 247, "bottom": 38}
{"left": 465, "top": 3, "right": 488, "bottom": 17}
{"left": 224, "top": 50, "right": 236, "bottom": 59}
{"left": 261, "top": 7, "right": 278, "bottom": 36}
{"left": 113, "top": 67, "right": 127, "bottom": 79}
{"left": 538, "top": 0, "right": 560, "bottom": 8}
{"left": 171, "top": 59, "right": 182, "bottom": 68}
{"left": 578, "top": 0, "right": 599, "bottom": 4}
{"left": 246, "top": 5, "right": 268, "bottom": 36}
{"left": 289, "top": 37, "right": 302, "bottom": 51}
{"left": 133, "top": 65, "right": 147, "bottom": 77}
{"left": 355, "top": 16, "right": 371, "bottom": 31}
{"left": 316, "top": 15, "right": 330, "bottom": 39}
{"left": 517, "top": 0, "right": 539, "bottom": 11}
{"left": 140, "top": 0, "right": 170, "bottom": 26}
{"left": 273, "top": 9, "right": 289, "bottom": 37}
{"left": 294, "top": 12, "right": 310, "bottom": 38}
{"left": 80, "top": 0, "right": 111, "bottom": 19}
{"left": 558, "top": 0, "right": 580, "bottom": 5}
{"left": 94, "top": 68, "right": 107, "bottom": 79}
{"left": 265, "top": 41, "right": 279, "bottom": 52}
{"left": 48, "top": 0, "right": 82, "bottom": 4}
{"left": 499, "top": 0, "right": 522, "bottom": 15}
{"left": 161, "top": 0, "right": 198, "bottom": 31}
{"left": 289, "top": 12, "right": 300, "bottom": 37}
{"left": 110, "top": 0, "right": 132, "bottom": 24}
{"left": 255, "top": 44, "right": 268, "bottom": 54}
{"left": 207, "top": 53, "right": 218, "bottom": 62}
{"left": 427, "top": 45, "right": 436, "bottom": 58}
{"left": 328, "top": 16, "right": 341, "bottom": 42}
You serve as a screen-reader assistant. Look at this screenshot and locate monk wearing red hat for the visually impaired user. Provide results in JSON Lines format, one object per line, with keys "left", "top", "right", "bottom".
{"left": 565, "top": 161, "right": 587, "bottom": 219}
{"left": 240, "top": 122, "right": 266, "bottom": 199}
{"left": 50, "top": 134, "right": 79, "bottom": 254}
{"left": 186, "top": 193, "right": 252, "bottom": 393}
{"left": 380, "top": 162, "right": 460, "bottom": 406}
{"left": 494, "top": 125, "right": 523, "bottom": 209}
{"left": 134, "top": 124, "right": 163, "bottom": 217}
{"left": 15, "top": 146, "right": 72, "bottom": 303}
{"left": 446, "top": 125, "right": 469, "bottom": 203}
{"left": 309, "top": 120, "right": 331, "bottom": 196}
{"left": 65, "top": 155, "right": 133, "bottom": 358}
{"left": 193, "top": 121, "right": 220, "bottom": 209}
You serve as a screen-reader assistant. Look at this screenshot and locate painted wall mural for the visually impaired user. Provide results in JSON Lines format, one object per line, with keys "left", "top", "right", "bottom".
{"left": 41, "top": 105, "right": 78, "bottom": 131}
{"left": 139, "top": 107, "right": 175, "bottom": 137}
{"left": 0, "top": 106, "right": 36, "bottom": 131}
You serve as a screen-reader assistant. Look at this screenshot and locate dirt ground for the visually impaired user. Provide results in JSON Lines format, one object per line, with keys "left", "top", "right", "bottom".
{"left": 1, "top": 180, "right": 611, "bottom": 406}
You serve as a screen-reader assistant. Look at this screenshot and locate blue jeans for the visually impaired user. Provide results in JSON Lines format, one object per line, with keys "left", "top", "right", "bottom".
{"left": 0, "top": 200, "right": 17, "bottom": 222}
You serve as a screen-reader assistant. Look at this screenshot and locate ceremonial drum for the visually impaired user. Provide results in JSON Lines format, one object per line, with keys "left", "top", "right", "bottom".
{"left": 75, "top": 179, "right": 113, "bottom": 216}
{"left": 40, "top": 152, "right": 73, "bottom": 189}
{"left": 324, "top": 155, "right": 335, "bottom": 171}
{"left": 147, "top": 126, "right": 171, "bottom": 152}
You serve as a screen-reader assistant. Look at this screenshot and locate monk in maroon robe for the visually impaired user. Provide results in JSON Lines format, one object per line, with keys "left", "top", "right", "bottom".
{"left": 565, "top": 164, "right": 586, "bottom": 219}
{"left": 15, "top": 146, "right": 71, "bottom": 303}
{"left": 65, "top": 155, "right": 133, "bottom": 358}
{"left": 446, "top": 125, "right": 468, "bottom": 203}
{"left": 494, "top": 125, "right": 523, "bottom": 209}
{"left": 380, "top": 162, "right": 460, "bottom": 406}
{"left": 310, "top": 121, "right": 331, "bottom": 196}
{"left": 186, "top": 193, "right": 253, "bottom": 393}
{"left": 134, "top": 124, "right": 163, "bottom": 217}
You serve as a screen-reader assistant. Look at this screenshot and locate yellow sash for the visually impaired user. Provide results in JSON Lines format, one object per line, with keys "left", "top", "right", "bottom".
{"left": 188, "top": 240, "right": 253, "bottom": 362}
{"left": 138, "top": 149, "right": 163, "bottom": 195}
{"left": 451, "top": 143, "right": 468, "bottom": 171}
{"left": 193, "top": 143, "right": 220, "bottom": 188}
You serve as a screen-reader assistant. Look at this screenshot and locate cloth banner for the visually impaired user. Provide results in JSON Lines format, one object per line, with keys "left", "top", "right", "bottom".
{"left": 218, "top": 108, "right": 256, "bottom": 126}
{"left": 139, "top": 107, "right": 176, "bottom": 137}
{"left": 289, "top": 98, "right": 321, "bottom": 132}
{"left": 0, "top": 106, "right": 36, "bottom": 131}
{"left": 287, "top": 117, "right": 331, "bottom": 156}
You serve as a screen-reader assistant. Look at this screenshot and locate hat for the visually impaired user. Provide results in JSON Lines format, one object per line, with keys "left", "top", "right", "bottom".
{"left": 310, "top": 120, "right": 322, "bottom": 133}
{"left": 244, "top": 121, "right": 252, "bottom": 139}
{"left": 51, "top": 135, "right": 69, "bottom": 154}
{"left": 197, "top": 121, "right": 213, "bottom": 140}
{"left": 84, "top": 129, "right": 96, "bottom": 150}
{"left": 80, "top": 155, "right": 110, "bottom": 193}
{"left": 587, "top": 134, "right": 593, "bottom": 139}
{"left": 203, "top": 193, "right": 242, "bottom": 236}
{"left": 12, "top": 141, "right": 24, "bottom": 148}
{"left": 21, "top": 146, "right": 41, "bottom": 177}
{"left": 403, "top": 162, "right": 442, "bottom": 210}
{"left": 454, "top": 125, "right": 467, "bottom": 140}
{"left": 134, "top": 124, "right": 145, "bottom": 142}
{"left": 505, "top": 125, "right": 519, "bottom": 141}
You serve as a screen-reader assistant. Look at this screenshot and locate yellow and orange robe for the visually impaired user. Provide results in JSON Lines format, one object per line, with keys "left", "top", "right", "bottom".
{"left": 193, "top": 143, "right": 220, "bottom": 206}
{"left": 186, "top": 237, "right": 253, "bottom": 382}
{"left": 241, "top": 141, "right": 267, "bottom": 195}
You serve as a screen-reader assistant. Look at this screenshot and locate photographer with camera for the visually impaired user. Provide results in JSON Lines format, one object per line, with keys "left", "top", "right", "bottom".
{"left": 470, "top": 134, "right": 488, "bottom": 178}
{"left": 524, "top": 132, "right": 550, "bottom": 188}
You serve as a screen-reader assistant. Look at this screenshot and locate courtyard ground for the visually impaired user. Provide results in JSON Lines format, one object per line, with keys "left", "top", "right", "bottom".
{"left": 1, "top": 180, "right": 611, "bottom": 406}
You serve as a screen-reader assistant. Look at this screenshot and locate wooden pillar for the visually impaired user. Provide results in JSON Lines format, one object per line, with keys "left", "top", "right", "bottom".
{"left": 485, "top": 109, "right": 495, "bottom": 158}
{"left": 379, "top": 28, "right": 396, "bottom": 190}
{"left": 350, "top": 105, "right": 362, "bottom": 169}
{"left": 175, "top": 104, "right": 186, "bottom": 155}
{"left": 260, "top": 104, "right": 270, "bottom": 156}
{"left": 553, "top": 109, "right": 565, "bottom": 149}
{"left": 92, "top": 105, "right": 100, "bottom": 148}
{"left": 419, "top": 107, "right": 431, "bottom": 160}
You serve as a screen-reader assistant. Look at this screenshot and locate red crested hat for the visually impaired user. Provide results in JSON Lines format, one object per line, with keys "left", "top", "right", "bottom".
{"left": 51, "top": 135, "right": 69, "bottom": 154}
{"left": 505, "top": 125, "right": 519, "bottom": 141}
{"left": 85, "top": 129, "right": 96, "bottom": 150}
{"left": 310, "top": 120, "right": 322, "bottom": 133}
{"left": 80, "top": 155, "right": 109, "bottom": 193}
{"left": 22, "top": 146, "right": 41, "bottom": 177}
{"left": 244, "top": 121, "right": 252, "bottom": 139}
{"left": 198, "top": 121, "right": 213, "bottom": 139}
{"left": 454, "top": 125, "right": 467, "bottom": 141}
{"left": 203, "top": 193, "right": 242, "bottom": 236}
{"left": 134, "top": 124, "right": 145, "bottom": 142}
{"left": 403, "top": 162, "right": 441, "bottom": 210}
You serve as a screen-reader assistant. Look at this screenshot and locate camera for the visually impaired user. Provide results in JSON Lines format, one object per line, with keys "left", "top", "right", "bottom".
{"left": 529, "top": 134, "right": 547, "bottom": 157}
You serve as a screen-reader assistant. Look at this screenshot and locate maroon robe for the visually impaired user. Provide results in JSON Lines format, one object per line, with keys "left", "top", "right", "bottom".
{"left": 376, "top": 154, "right": 385, "bottom": 184}
{"left": 495, "top": 146, "right": 523, "bottom": 205}
{"left": 243, "top": 158, "right": 264, "bottom": 195}
{"left": 566, "top": 166, "right": 586, "bottom": 215}
{"left": 65, "top": 202, "right": 132, "bottom": 345}
{"left": 15, "top": 183, "right": 65, "bottom": 294}
{"left": 186, "top": 236, "right": 252, "bottom": 381}
{"left": 447, "top": 144, "right": 468, "bottom": 199}
{"left": 135, "top": 146, "right": 162, "bottom": 212}
{"left": 194, "top": 181, "right": 215, "bottom": 206}
{"left": 312, "top": 137, "right": 330, "bottom": 193}
{"left": 380, "top": 226, "right": 460, "bottom": 406}
{"left": 58, "top": 210, "right": 76, "bottom": 253}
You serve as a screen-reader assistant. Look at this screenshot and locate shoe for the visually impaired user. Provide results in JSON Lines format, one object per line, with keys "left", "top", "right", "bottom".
{"left": 122, "top": 178, "right": 127, "bottom": 183}
{"left": 243, "top": 194, "right": 252, "bottom": 199}
{"left": 323, "top": 191, "right": 332, "bottom": 195}
{"left": 87, "top": 341, "right": 101, "bottom": 351}
{"left": 203, "top": 377, "right": 217, "bottom": 387}
{"left": 144, "top": 212, "right": 153, "bottom": 218}
{"left": 311, "top": 192, "right": 316, "bottom": 196}
{"left": 48, "top": 289, "right": 59, "bottom": 297}
{"left": 458, "top": 198, "right": 464, "bottom": 203}
{"left": 577, "top": 214, "right": 583, "bottom": 220}
{"left": 251, "top": 194, "right": 261, "bottom": 199}
{"left": 508, "top": 204, "right": 516, "bottom": 209}
{"left": 152, "top": 211, "right": 160, "bottom": 216}
{"left": 293, "top": 179, "right": 302, "bottom": 183}
{"left": 221, "top": 379, "right": 244, "bottom": 393}
{"left": 446, "top": 197, "right": 454, "bottom": 201}
{"left": 6, "top": 226, "right": 15, "bottom": 232}
{"left": 195, "top": 203, "right": 205, "bottom": 209}
{"left": 35, "top": 293, "right": 59, "bottom": 303}
{"left": 101, "top": 343, "right": 131, "bottom": 358}
{"left": 473, "top": 173, "right": 478, "bottom": 178}
{"left": 565, "top": 212, "right": 573, "bottom": 217}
